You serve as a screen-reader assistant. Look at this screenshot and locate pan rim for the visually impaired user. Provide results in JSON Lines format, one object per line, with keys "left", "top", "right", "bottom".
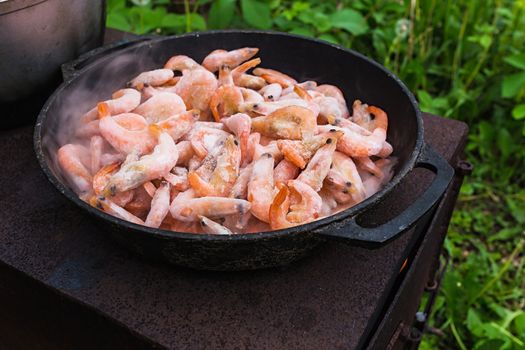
{"left": 34, "top": 29, "right": 424, "bottom": 242}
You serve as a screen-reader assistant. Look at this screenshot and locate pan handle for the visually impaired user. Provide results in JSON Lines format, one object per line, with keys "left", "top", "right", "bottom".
{"left": 61, "top": 35, "right": 155, "bottom": 81}
{"left": 318, "top": 143, "right": 454, "bottom": 245}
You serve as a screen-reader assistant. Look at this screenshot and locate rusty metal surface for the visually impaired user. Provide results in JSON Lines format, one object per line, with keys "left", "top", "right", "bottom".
{"left": 366, "top": 157, "right": 468, "bottom": 350}
{"left": 0, "top": 114, "right": 467, "bottom": 349}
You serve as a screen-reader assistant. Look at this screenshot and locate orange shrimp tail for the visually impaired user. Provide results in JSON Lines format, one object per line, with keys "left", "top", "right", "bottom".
{"left": 188, "top": 172, "right": 215, "bottom": 197}
{"left": 293, "top": 85, "right": 312, "bottom": 102}
{"left": 233, "top": 58, "right": 262, "bottom": 75}
{"left": 148, "top": 124, "right": 163, "bottom": 138}
{"left": 239, "top": 131, "right": 250, "bottom": 167}
{"left": 163, "top": 76, "right": 180, "bottom": 87}
{"left": 190, "top": 140, "right": 208, "bottom": 159}
{"left": 269, "top": 183, "right": 292, "bottom": 230}
{"left": 367, "top": 105, "right": 388, "bottom": 131}
{"left": 209, "top": 92, "right": 222, "bottom": 122}
{"left": 277, "top": 140, "right": 307, "bottom": 169}
{"left": 97, "top": 102, "right": 110, "bottom": 118}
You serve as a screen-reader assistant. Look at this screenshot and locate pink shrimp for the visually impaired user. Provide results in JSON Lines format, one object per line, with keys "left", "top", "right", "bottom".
{"left": 277, "top": 129, "right": 343, "bottom": 169}
{"left": 198, "top": 216, "right": 234, "bottom": 235}
{"left": 97, "top": 89, "right": 141, "bottom": 118}
{"left": 133, "top": 92, "right": 186, "bottom": 123}
{"left": 296, "top": 139, "right": 337, "bottom": 192}
{"left": 239, "top": 99, "right": 308, "bottom": 116}
{"left": 269, "top": 183, "right": 293, "bottom": 230}
{"left": 231, "top": 58, "right": 267, "bottom": 90}
{"left": 363, "top": 158, "right": 396, "bottom": 197}
{"left": 202, "top": 47, "right": 259, "bottom": 72}
{"left": 128, "top": 69, "right": 174, "bottom": 90}
{"left": 164, "top": 167, "right": 189, "bottom": 191}
{"left": 143, "top": 181, "right": 157, "bottom": 197}
{"left": 164, "top": 55, "right": 218, "bottom": 115}
{"left": 247, "top": 153, "right": 275, "bottom": 223}
{"left": 75, "top": 119, "right": 100, "bottom": 139}
{"left": 123, "top": 184, "right": 152, "bottom": 219}
{"left": 253, "top": 141, "right": 282, "bottom": 162}
{"left": 318, "top": 124, "right": 386, "bottom": 158}
{"left": 319, "top": 188, "right": 338, "bottom": 218}
{"left": 235, "top": 74, "right": 267, "bottom": 90}
{"left": 253, "top": 67, "right": 297, "bottom": 87}
{"left": 229, "top": 162, "right": 254, "bottom": 199}
{"left": 239, "top": 87, "right": 264, "bottom": 104}
{"left": 89, "top": 135, "right": 104, "bottom": 174}
{"left": 91, "top": 196, "right": 144, "bottom": 225}
{"left": 144, "top": 181, "right": 171, "bottom": 228}
{"left": 188, "top": 135, "right": 241, "bottom": 197}
{"left": 330, "top": 151, "right": 366, "bottom": 203}
{"left": 286, "top": 179, "right": 323, "bottom": 223}
{"left": 316, "top": 84, "right": 346, "bottom": 106}
{"left": 314, "top": 95, "right": 349, "bottom": 120}
{"left": 351, "top": 100, "right": 370, "bottom": 128}
{"left": 259, "top": 83, "right": 282, "bottom": 101}
{"left": 57, "top": 144, "right": 92, "bottom": 196}
{"left": 184, "top": 126, "right": 231, "bottom": 158}
{"left": 175, "top": 141, "right": 194, "bottom": 166}
{"left": 92, "top": 164, "right": 134, "bottom": 207}
{"left": 274, "top": 159, "right": 299, "bottom": 185}
{"left": 355, "top": 156, "right": 384, "bottom": 179}
{"left": 221, "top": 113, "right": 251, "bottom": 166}
{"left": 209, "top": 65, "right": 243, "bottom": 121}
{"left": 99, "top": 113, "right": 157, "bottom": 155}
{"left": 251, "top": 105, "right": 317, "bottom": 140}
{"left": 170, "top": 195, "right": 251, "bottom": 222}
{"left": 105, "top": 133, "right": 179, "bottom": 194}
{"left": 292, "top": 85, "right": 320, "bottom": 118}
{"left": 142, "top": 84, "right": 179, "bottom": 99}
{"left": 194, "top": 121, "right": 225, "bottom": 130}
{"left": 155, "top": 109, "right": 200, "bottom": 141}
{"left": 246, "top": 132, "right": 261, "bottom": 164}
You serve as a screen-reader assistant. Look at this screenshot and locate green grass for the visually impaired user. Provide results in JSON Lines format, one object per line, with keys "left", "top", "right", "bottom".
{"left": 107, "top": 0, "right": 525, "bottom": 348}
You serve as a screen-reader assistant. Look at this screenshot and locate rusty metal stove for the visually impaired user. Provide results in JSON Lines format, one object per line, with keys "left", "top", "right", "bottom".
{"left": 0, "top": 30, "right": 469, "bottom": 350}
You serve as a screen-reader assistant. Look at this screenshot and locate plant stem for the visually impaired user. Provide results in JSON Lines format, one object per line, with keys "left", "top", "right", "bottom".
{"left": 184, "top": 0, "right": 191, "bottom": 32}
{"left": 469, "top": 239, "right": 524, "bottom": 305}
{"left": 450, "top": 318, "right": 468, "bottom": 350}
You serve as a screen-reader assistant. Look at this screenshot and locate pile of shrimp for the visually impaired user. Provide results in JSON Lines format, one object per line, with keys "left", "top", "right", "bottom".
{"left": 57, "top": 47, "right": 396, "bottom": 235}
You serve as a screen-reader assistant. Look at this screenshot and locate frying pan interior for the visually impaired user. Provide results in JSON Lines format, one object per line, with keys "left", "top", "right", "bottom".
{"left": 41, "top": 32, "right": 418, "bottom": 188}
{"left": 36, "top": 31, "right": 427, "bottom": 270}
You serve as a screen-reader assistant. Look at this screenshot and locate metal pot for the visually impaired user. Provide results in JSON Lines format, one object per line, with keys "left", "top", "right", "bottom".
{"left": 35, "top": 31, "right": 454, "bottom": 271}
{"left": 0, "top": 0, "right": 106, "bottom": 103}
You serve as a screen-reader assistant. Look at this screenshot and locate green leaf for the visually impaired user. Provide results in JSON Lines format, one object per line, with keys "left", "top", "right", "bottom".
{"left": 496, "top": 128, "right": 513, "bottom": 159}
{"left": 330, "top": 9, "right": 369, "bottom": 36}
{"left": 161, "top": 13, "right": 186, "bottom": 30}
{"left": 514, "top": 313, "right": 525, "bottom": 338}
{"left": 208, "top": 0, "right": 236, "bottom": 29}
{"left": 241, "top": 0, "right": 272, "bottom": 29}
{"left": 107, "top": 0, "right": 126, "bottom": 12}
{"left": 473, "top": 339, "right": 506, "bottom": 350}
{"left": 189, "top": 13, "right": 207, "bottom": 31}
{"left": 512, "top": 104, "right": 525, "bottom": 120}
{"left": 504, "top": 54, "right": 525, "bottom": 70}
{"left": 502, "top": 72, "right": 525, "bottom": 98}
{"left": 467, "top": 309, "right": 485, "bottom": 337}
{"left": 505, "top": 197, "right": 525, "bottom": 224}
{"left": 488, "top": 227, "right": 522, "bottom": 242}
{"left": 106, "top": 11, "right": 132, "bottom": 32}
{"left": 297, "top": 9, "right": 331, "bottom": 33}
{"left": 318, "top": 33, "right": 339, "bottom": 45}
{"left": 289, "top": 27, "right": 315, "bottom": 38}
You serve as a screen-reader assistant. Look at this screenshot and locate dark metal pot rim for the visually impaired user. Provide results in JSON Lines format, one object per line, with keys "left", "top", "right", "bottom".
{"left": 34, "top": 29, "right": 423, "bottom": 243}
